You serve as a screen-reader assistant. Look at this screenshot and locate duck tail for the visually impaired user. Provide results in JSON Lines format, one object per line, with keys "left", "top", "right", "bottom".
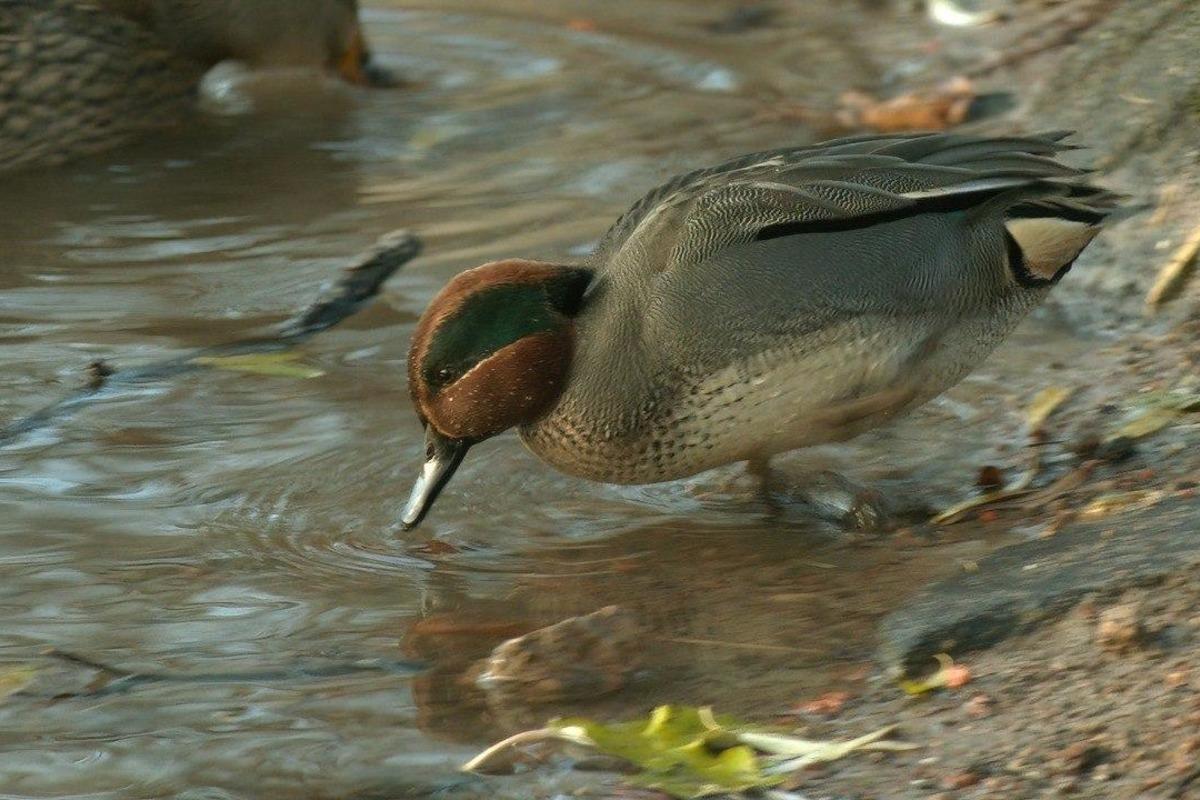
{"left": 997, "top": 184, "right": 1124, "bottom": 286}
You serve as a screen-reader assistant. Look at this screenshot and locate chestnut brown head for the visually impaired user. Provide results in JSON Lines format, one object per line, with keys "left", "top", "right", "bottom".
{"left": 400, "top": 259, "right": 592, "bottom": 529}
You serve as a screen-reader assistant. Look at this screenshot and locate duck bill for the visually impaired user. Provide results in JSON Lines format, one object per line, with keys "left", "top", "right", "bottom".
{"left": 400, "top": 430, "right": 469, "bottom": 530}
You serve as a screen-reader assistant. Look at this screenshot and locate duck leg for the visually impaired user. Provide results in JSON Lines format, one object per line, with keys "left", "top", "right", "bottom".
{"left": 796, "top": 469, "right": 889, "bottom": 531}
{"left": 746, "top": 457, "right": 888, "bottom": 531}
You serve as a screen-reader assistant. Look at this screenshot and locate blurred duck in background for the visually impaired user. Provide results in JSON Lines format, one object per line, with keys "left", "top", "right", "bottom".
{"left": 0, "top": 0, "right": 394, "bottom": 172}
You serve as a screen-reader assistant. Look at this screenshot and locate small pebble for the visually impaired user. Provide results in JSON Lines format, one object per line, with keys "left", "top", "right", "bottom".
{"left": 1096, "top": 602, "right": 1145, "bottom": 652}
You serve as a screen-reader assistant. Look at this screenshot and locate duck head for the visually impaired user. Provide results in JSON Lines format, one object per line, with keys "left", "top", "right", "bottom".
{"left": 401, "top": 260, "right": 593, "bottom": 529}
{"left": 110, "top": 0, "right": 397, "bottom": 87}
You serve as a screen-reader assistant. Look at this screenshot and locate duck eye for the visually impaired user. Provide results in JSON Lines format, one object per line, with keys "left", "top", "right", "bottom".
{"left": 437, "top": 368, "right": 452, "bottom": 380}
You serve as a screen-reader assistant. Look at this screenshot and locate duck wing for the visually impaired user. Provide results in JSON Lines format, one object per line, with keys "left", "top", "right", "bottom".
{"left": 614, "top": 133, "right": 1118, "bottom": 372}
{"left": 595, "top": 131, "right": 1087, "bottom": 256}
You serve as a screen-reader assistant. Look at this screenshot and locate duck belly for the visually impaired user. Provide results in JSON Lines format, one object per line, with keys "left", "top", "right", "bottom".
{"left": 522, "top": 297, "right": 1040, "bottom": 484}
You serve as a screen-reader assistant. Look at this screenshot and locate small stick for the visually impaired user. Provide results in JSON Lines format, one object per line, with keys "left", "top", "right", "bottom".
{"left": 662, "top": 637, "right": 821, "bottom": 655}
{"left": 0, "top": 231, "right": 421, "bottom": 445}
{"left": 462, "top": 727, "right": 594, "bottom": 774}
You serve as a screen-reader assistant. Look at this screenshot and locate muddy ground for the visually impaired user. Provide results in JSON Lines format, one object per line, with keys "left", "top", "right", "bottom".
{"left": 420, "top": 1, "right": 1200, "bottom": 799}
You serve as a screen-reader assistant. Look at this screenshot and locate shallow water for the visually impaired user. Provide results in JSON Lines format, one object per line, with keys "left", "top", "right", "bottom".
{"left": 0, "top": 4, "right": 1106, "bottom": 798}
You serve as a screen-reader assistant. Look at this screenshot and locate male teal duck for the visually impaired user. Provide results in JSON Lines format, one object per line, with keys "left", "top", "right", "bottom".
{"left": 0, "top": 0, "right": 389, "bottom": 172}
{"left": 400, "top": 132, "right": 1118, "bottom": 529}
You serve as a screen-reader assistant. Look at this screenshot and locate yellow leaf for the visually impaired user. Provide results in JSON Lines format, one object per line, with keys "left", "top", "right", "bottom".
{"left": 1026, "top": 386, "right": 1073, "bottom": 431}
{"left": 1080, "top": 490, "right": 1166, "bottom": 519}
{"left": 1112, "top": 406, "right": 1180, "bottom": 441}
{"left": 0, "top": 666, "right": 37, "bottom": 700}
{"left": 192, "top": 352, "right": 324, "bottom": 379}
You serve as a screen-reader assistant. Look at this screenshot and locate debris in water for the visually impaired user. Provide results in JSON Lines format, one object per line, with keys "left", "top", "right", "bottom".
{"left": 85, "top": 359, "right": 115, "bottom": 390}
{"left": 191, "top": 351, "right": 325, "bottom": 379}
{"left": 0, "top": 665, "right": 37, "bottom": 701}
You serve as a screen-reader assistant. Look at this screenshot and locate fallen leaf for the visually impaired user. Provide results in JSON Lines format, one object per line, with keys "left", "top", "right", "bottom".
{"left": 1114, "top": 406, "right": 1180, "bottom": 440}
{"left": 1107, "top": 387, "right": 1200, "bottom": 442}
{"left": 192, "top": 352, "right": 324, "bottom": 379}
{"left": 1079, "top": 490, "right": 1166, "bottom": 519}
{"left": 554, "top": 706, "right": 776, "bottom": 798}
{"left": 0, "top": 665, "right": 37, "bottom": 700}
{"left": 742, "top": 725, "right": 919, "bottom": 772}
{"left": 465, "top": 706, "right": 916, "bottom": 798}
{"left": 838, "top": 77, "right": 977, "bottom": 133}
{"left": 1026, "top": 386, "right": 1074, "bottom": 432}
{"left": 899, "top": 654, "right": 971, "bottom": 696}
{"left": 1146, "top": 222, "right": 1200, "bottom": 312}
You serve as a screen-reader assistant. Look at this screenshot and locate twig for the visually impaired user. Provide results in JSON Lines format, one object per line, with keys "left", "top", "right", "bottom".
{"left": 0, "top": 231, "right": 421, "bottom": 446}
{"left": 462, "top": 727, "right": 593, "bottom": 774}
{"left": 40, "top": 647, "right": 424, "bottom": 699}
{"left": 662, "top": 637, "right": 820, "bottom": 655}
{"left": 932, "top": 444, "right": 1042, "bottom": 525}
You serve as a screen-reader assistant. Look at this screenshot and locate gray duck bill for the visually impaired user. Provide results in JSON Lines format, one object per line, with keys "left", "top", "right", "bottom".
{"left": 400, "top": 430, "right": 469, "bottom": 530}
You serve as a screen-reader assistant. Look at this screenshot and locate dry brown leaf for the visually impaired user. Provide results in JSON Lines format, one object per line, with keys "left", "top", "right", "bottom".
{"left": 837, "top": 77, "right": 977, "bottom": 133}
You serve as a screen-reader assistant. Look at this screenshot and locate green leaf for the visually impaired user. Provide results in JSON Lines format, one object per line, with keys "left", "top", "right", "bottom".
{"left": 552, "top": 706, "right": 780, "bottom": 798}
{"left": 192, "top": 352, "right": 325, "bottom": 379}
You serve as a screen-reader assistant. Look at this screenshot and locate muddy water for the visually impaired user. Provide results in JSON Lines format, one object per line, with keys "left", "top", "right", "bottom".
{"left": 0, "top": 4, "right": 1103, "bottom": 798}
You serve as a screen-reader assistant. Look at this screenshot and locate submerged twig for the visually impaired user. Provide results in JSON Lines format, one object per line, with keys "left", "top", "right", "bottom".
{"left": 41, "top": 647, "right": 424, "bottom": 699}
{"left": 662, "top": 637, "right": 821, "bottom": 655}
{"left": 0, "top": 230, "right": 421, "bottom": 446}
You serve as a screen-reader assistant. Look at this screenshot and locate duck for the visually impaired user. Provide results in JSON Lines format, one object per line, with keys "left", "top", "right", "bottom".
{"left": 0, "top": 0, "right": 391, "bottom": 173}
{"left": 399, "top": 132, "right": 1119, "bottom": 529}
